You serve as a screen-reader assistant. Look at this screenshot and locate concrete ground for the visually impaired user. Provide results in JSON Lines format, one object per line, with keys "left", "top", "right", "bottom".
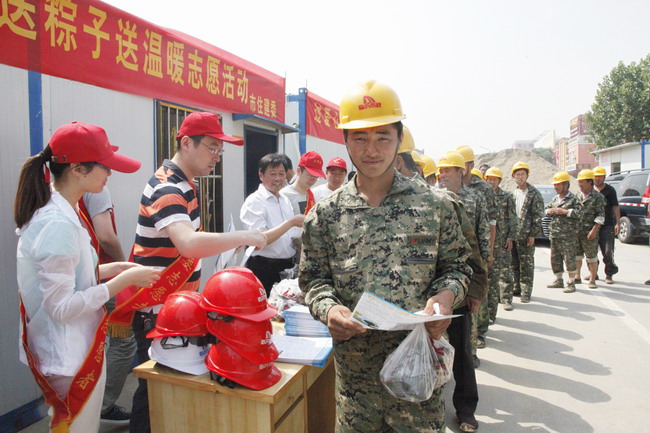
{"left": 20, "top": 239, "right": 650, "bottom": 433}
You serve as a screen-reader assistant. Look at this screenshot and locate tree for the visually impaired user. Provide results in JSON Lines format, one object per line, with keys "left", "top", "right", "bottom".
{"left": 586, "top": 55, "right": 650, "bottom": 149}
{"left": 532, "top": 147, "right": 554, "bottom": 165}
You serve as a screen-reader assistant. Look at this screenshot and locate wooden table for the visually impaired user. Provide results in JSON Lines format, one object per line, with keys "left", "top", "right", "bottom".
{"left": 133, "top": 355, "right": 335, "bottom": 433}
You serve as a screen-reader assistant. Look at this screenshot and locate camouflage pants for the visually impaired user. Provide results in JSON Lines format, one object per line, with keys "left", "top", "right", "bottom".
{"left": 576, "top": 230, "right": 600, "bottom": 262}
{"left": 334, "top": 333, "right": 446, "bottom": 433}
{"left": 550, "top": 237, "right": 578, "bottom": 277}
{"left": 512, "top": 239, "right": 535, "bottom": 297}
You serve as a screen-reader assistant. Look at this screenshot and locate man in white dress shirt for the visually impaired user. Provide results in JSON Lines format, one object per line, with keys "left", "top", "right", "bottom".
{"left": 312, "top": 157, "right": 348, "bottom": 202}
{"left": 241, "top": 153, "right": 306, "bottom": 294}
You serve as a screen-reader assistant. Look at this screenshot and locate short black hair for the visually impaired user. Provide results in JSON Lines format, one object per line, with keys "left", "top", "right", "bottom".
{"left": 258, "top": 153, "right": 288, "bottom": 173}
{"left": 342, "top": 121, "right": 404, "bottom": 143}
{"left": 176, "top": 135, "right": 203, "bottom": 151}
{"left": 398, "top": 151, "right": 419, "bottom": 172}
{"left": 279, "top": 154, "right": 293, "bottom": 170}
{"left": 479, "top": 163, "right": 490, "bottom": 170}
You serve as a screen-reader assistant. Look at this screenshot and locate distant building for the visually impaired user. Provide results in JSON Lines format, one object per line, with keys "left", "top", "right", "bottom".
{"left": 592, "top": 141, "right": 650, "bottom": 174}
{"left": 512, "top": 130, "right": 556, "bottom": 151}
{"left": 512, "top": 140, "right": 535, "bottom": 150}
{"left": 555, "top": 137, "right": 569, "bottom": 169}
{"left": 564, "top": 115, "right": 597, "bottom": 175}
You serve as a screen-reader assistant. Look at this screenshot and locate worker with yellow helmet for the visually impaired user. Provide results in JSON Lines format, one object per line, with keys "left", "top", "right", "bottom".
{"left": 410, "top": 150, "right": 425, "bottom": 178}
{"left": 592, "top": 166, "right": 620, "bottom": 284}
{"left": 393, "top": 126, "right": 424, "bottom": 181}
{"left": 574, "top": 169, "right": 606, "bottom": 288}
{"left": 510, "top": 161, "right": 544, "bottom": 303}
{"left": 545, "top": 171, "right": 580, "bottom": 293}
{"left": 438, "top": 150, "right": 489, "bottom": 431}
{"left": 420, "top": 154, "right": 437, "bottom": 186}
{"left": 483, "top": 167, "right": 518, "bottom": 315}
{"left": 299, "top": 80, "right": 472, "bottom": 433}
{"left": 456, "top": 146, "right": 497, "bottom": 357}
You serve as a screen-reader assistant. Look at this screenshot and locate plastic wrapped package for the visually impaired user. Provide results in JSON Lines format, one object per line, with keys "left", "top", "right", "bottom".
{"left": 379, "top": 324, "right": 455, "bottom": 402}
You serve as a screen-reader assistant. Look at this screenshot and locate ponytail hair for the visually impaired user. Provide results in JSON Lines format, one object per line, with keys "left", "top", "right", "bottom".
{"left": 14, "top": 146, "right": 55, "bottom": 228}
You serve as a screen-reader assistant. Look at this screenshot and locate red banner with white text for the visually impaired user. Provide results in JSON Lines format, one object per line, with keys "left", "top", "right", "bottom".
{"left": 0, "top": 0, "right": 285, "bottom": 122}
{"left": 306, "top": 90, "right": 344, "bottom": 144}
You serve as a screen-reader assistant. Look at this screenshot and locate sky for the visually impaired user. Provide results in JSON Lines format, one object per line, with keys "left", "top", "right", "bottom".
{"left": 103, "top": 0, "right": 650, "bottom": 158}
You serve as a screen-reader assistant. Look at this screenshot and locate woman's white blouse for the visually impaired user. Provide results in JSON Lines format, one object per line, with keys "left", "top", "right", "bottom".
{"left": 17, "top": 191, "right": 109, "bottom": 377}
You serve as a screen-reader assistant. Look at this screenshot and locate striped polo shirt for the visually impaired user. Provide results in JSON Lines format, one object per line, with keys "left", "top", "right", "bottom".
{"left": 134, "top": 160, "right": 202, "bottom": 298}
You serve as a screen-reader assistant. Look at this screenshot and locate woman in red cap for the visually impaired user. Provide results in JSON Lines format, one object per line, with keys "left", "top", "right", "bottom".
{"left": 14, "top": 121, "right": 161, "bottom": 433}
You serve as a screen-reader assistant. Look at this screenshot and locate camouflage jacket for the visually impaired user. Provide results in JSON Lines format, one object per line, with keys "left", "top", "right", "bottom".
{"left": 456, "top": 185, "right": 491, "bottom": 262}
{"left": 468, "top": 174, "right": 498, "bottom": 225}
{"left": 577, "top": 189, "right": 606, "bottom": 233}
{"left": 514, "top": 183, "right": 544, "bottom": 240}
{"left": 299, "top": 171, "right": 472, "bottom": 326}
{"left": 494, "top": 187, "right": 518, "bottom": 242}
{"left": 436, "top": 188, "right": 488, "bottom": 303}
{"left": 545, "top": 191, "right": 580, "bottom": 240}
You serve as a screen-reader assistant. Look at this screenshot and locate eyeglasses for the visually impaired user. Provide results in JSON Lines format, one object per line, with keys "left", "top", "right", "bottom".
{"left": 199, "top": 141, "right": 224, "bottom": 156}
{"left": 160, "top": 335, "right": 214, "bottom": 349}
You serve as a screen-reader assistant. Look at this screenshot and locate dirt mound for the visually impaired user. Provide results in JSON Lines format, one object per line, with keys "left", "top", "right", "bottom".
{"left": 475, "top": 148, "right": 578, "bottom": 192}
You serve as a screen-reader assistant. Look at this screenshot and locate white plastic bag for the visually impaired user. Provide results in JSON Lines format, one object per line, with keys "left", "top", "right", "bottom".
{"left": 380, "top": 324, "right": 455, "bottom": 402}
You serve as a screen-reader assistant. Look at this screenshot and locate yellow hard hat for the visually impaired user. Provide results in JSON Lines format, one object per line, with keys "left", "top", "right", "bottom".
{"left": 511, "top": 161, "right": 530, "bottom": 175}
{"left": 552, "top": 171, "right": 571, "bottom": 184}
{"left": 338, "top": 80, "right": 406, "bottom": 129}
{"left": 456, "top": 146, "right": 475, "bottom": 163}
{"left": 577, "top": 169, "right": 595, "bottom": 181}
{"left": 471, "top": 168, "right": 484, "bottom": 180}
{"left": 593, "top": 166, "right": 606, "bottom": 177}
{"left": 485, "top": 167, "right": 503, "bottom": 179}
{"left": 421, "top": 155, "right": 437, "bottom": 178}
{"left": 399, "top": 126, "right": 416, "bottom": 153}
{"left": 411, "top": 151, "right": 424, "bottom": 167}
{"left": 437, "top": 151, "right": 465, "bottom": 169}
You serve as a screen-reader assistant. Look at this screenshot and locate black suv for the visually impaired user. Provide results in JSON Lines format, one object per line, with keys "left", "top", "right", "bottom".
{"left": 535, "top": 185, "right": 556, "bottom": 240}
{"left": 605, "top": 169, "right": 650, "bottom": 243}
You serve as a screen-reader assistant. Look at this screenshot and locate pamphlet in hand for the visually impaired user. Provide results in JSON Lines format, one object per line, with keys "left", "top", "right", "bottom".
{"left": 350, "top": 292, "right": 460, "bottom": 331}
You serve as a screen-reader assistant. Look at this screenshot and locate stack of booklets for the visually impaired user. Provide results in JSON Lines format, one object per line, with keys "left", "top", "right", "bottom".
{"left": 272, "top": 334, "right": 333, "bottom": 368}
{"left": 283, "top": 305, "right": 331, "bottom": 337}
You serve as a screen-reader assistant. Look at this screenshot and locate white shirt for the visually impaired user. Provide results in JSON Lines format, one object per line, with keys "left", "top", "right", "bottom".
{"left": 312, "top": 183, "right": 338, "bottom": 202}
{"left": 515, "top": 187, "right": 528, "bottom": 218}
{"left": 17, "top": 191, "right": 109, "bottom": 377}
{"left": 280, "top": 183, "right": 307, "bottom": 215}
{"left": 240, "top": 184, "right": 297, "bottom": 259}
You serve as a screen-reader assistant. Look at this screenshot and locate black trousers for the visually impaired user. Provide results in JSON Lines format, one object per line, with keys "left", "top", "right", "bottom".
{"left": 598, "top": 225, "right": 619, "bottom": 277}
{"left": 129, "top": 311, "right": 156, "bottom": 433}
{"left": 245, "top": 255, "right": 294, "bottom": 296}
{"left": 447, "top": 306, "right": 478, "bottom": 417}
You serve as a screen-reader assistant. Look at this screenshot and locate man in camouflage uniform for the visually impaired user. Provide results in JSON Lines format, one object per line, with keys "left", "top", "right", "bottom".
{"left": 574, "top": 169, "right": 606, "bottom": 289}
{"left": 510, "top": 161, "right": 544, "bottom": 303}
{"left": 456, "top": 147, "right": 496, "bottom": 348}
{"left": 483, "top": 167, "right": 517, "bottom": 319}
{"left": 299, "top": 80, "right": 473, "bottom": 433}
{"left": 437, "top": 150, "right": 488, "bottom": 433}
{"left": 545, "top": 172, "right": 581, "bottom": 293}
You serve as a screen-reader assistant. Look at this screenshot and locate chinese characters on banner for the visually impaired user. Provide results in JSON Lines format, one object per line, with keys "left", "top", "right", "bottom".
{"left": 0, "top": 0, "right": 285, "bottom": 122}
{"left": 306, "top": 90, "right": 344, "bottom": 144}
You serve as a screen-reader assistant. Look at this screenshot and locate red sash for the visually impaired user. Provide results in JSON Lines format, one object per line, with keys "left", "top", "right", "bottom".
{"left": 20, "top": 299, "right": 107, "bottom": 433}
{"left": 78, "top": 198, "right": 117, "bottom": 266}
{"left": 107, "top": 254, "right": 199, "bottom": 337}
{"left": 305, "top": 188, "right": 316, "bottom": 214}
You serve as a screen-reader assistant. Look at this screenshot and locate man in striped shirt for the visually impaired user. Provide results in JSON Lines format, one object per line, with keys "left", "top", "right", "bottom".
{"left": 129, "top": 112, "right": 267, "bottom": 433}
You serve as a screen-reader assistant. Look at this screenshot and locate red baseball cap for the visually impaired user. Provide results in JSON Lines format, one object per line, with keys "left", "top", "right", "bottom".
{"left": 326, "top": 157, "right": 348, "bottom": 171}
{"left": 299, "top": 151, "right": 325, "bottom": 178}
{"left": 49, "top": 121, "right": 141, "bottom": 173}
{"left": 176, "top": 112, "right": 244, "bottom": 146}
